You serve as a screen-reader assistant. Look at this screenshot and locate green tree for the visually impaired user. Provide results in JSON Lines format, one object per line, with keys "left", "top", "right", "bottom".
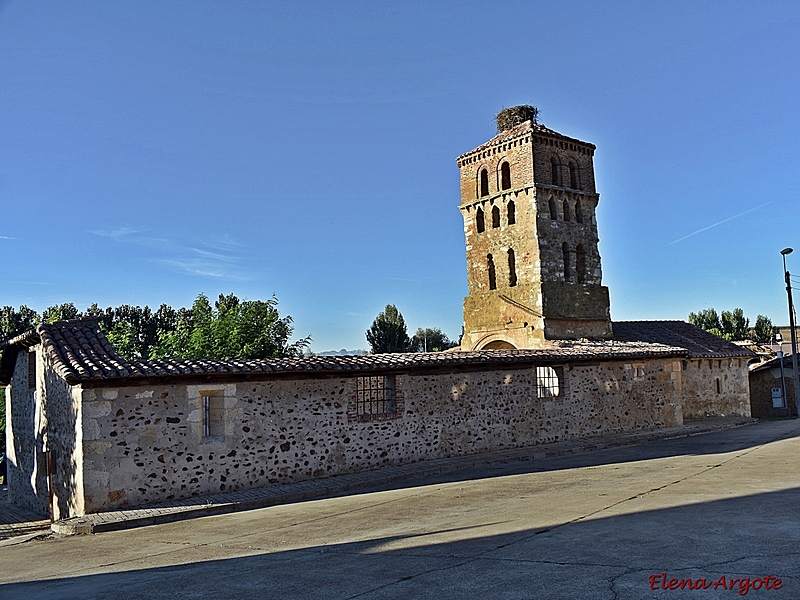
{"left": 751, "top": 315, "right": 776, "bottom": 344}
{"left": 42, "top": 302, "right": 81, "bottom": 323}
{"left": 152, "top": 293, "right": 309, "bottom": 359}
{"left": 366, "top": 305, "right": 413, "bottom": 354}
{"left": 720, "top": 308, "right": 749, "bottom": 341}
{"left": 689, "top": 307, "right": 752, "bottom": 341}
{"left": 411, "top": 327, "right": 457, "bottom": 352}
{"left": 0, "top": 305, "right": 39, "bottom": 341}
{"left": 688, "top": 308, "right": 721, "bottom": 333}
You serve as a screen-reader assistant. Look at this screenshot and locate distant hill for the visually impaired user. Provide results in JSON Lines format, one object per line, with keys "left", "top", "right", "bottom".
{"left": 317, "top": 349, "right": 367, "bottom": 356}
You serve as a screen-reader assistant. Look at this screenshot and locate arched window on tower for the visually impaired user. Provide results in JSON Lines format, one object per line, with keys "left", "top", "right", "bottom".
{"left": 562, "top": 242, "right": 571, "bottom": 281}
{"left": 476, "top": 207, "right": 485, "bottom": 233}
{"left": 491, "top": 205, "right": 500, "bottom": 228}
{"left": 575, "top": 199, "right": 583, "bottom": 224}
{"left": 549, "top": 197, "right": 558, "bottom": 220}
{"left": 508, "top": 248, "right": 517, "bottom": 287}
{"left": 551, "top": 157, "right": 561, "bottom": 186}
{"left": 569, "top": 161, "right": 580, "bottom": 190}
{"left": 500, "top": 162, "right": 511, "bottom": 190}
{"left": 507, "top": 200, "right": 516, "bottom": 225}
{"left": 563, "top": 198, "right": 571, "bottom": 222}
{"left": 487, "top": 254, "right": 496, "bottom": 290}
{"left": 480, "top": 169, "right": 489, "bottom": 197}
{"left": 576, "top": 244, "right": 586, "bottom": 283}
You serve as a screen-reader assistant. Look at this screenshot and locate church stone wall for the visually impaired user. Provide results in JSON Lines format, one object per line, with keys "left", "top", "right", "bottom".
{"left": 679, "top": 358, "right": 751, "bottom": 418}
{"left": 75, "top": 356, "right": 682, "bottom": 515}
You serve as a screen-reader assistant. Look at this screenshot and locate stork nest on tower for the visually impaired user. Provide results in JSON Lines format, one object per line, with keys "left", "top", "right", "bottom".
{"left": 495, "top": 105, "right": 539, "bottom": 132}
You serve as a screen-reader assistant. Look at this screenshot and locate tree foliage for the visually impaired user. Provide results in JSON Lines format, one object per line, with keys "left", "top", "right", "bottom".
{"left": 0, "top": 305, "right": 38, "bottom": 341}
{"left": 366, "top": 305, "right": 413, "bottom": 354}
{"left": 0, "top": 294, "right": 308, "bottom": 360}
{"left": 152, "top": 293, "right": 309, "bottom": 359}
{"left": 752, "top": 315, "right": 776, "bottom": 344}
{"left": 411, "top": 327, "right": 458, "bottom": 352}
{"left": 689, "top": 307, "right": 774, "bottom": 342}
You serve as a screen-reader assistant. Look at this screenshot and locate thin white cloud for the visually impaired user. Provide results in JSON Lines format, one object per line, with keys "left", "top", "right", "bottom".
{"left": 0, "top": 235, "right": 17, "bottom": 240}
{"left": 669, "top": 202, "right": 772, "bottom": 245}
{"left": 90, "top": 225, "right": 251, "bottom": 280}
{"left": 89, "top": 226, "right": 147, "bottom": 239}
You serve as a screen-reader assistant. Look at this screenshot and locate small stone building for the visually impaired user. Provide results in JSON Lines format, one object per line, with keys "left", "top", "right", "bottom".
{"left": 2, "top": 318, "right": 751, "bottom": 519}
{"left": 749, "top": 355, "right": 798, "bottom": 418}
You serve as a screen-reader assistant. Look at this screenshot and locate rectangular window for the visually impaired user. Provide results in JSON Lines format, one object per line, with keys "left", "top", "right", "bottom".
{"left": 355, "top": 375, "right": 396, "bottom": 417}
{"left": 28, "top": 350, "right": 36, "bottom": 390}
{"left": 201, "top": 392, "right": 224, "bottom": 439}
{"left": 536, "top": 366, "right": 563, "bottom": 398}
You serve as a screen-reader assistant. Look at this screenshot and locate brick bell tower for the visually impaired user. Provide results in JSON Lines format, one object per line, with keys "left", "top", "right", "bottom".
{"left": 457, "top": 106, "right": 612, "bottom": 350}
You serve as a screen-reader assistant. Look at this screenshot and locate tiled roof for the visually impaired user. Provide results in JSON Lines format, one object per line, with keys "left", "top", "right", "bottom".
{"left": 1, "top": 318, "right": 687, "bottom": 386}
{"left": 456, "top": 120, "right": 595, "bottom": 162}
{"left": 612, "top": 321, "right": 755, "bottom": 359}
{"left": 750, "top": 354, "right": 795, "bottom": 373}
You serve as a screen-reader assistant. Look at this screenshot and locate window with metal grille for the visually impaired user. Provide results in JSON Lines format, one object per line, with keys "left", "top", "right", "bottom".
{"left": 536, "top": 366, "right": 563, "bottom": 398}
{"left": 355, "top": 375, "right": 396, "bottom": 417}
{"left": 28, "top": 350, "right": 36, "bottom": 389}
{"left": 201, "top": 392, "right": 224, "bottom": 439}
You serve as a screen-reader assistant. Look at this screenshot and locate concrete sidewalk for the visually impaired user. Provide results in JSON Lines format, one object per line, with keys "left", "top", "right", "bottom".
{"left": 1, "top": 416, "right": 756, "bottom": 540}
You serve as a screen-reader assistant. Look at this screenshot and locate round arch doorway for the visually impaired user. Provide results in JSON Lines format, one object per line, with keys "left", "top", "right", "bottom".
{"left": 480, "top": 340, "right": 517, "bottom": 350}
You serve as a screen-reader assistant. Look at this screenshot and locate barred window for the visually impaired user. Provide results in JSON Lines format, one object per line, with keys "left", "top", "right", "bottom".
{"left": 536, "top": 366, "right": 563, "bottom": 398}
{"left": 201, "top": 391, "right": 225, "bottom": 439}
{"left": 28, "top": 350, "right": 36, "bottom": 390}
{"left": 356, "top": 375, "right": 396, "bottom": 417}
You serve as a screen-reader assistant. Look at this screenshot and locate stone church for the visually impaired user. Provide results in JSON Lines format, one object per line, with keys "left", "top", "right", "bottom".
{"left": 1, "top": 107, "right": 752, "bottom": 519}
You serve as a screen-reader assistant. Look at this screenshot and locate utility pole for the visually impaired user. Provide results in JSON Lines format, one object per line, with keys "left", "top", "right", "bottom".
{"left": 781, "top": 247, "right": 800, "bottom": 416}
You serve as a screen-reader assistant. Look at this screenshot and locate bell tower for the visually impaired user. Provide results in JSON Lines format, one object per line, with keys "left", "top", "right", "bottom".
{"left": 457, "top": 106, "right": 612, "bottom": 350}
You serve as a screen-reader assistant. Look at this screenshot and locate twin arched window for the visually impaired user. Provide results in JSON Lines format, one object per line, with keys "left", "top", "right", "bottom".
{"left": 477, "top": 162, "right": 512, "bottom": 198}
{"left": 563, "top": 243, "right": 587, "bottom": 283}
{"left": 476, "top": 201, "right": 516, "bottom": 234}
{"left": 487, "top": 250, "right": 517, "bottom": 289}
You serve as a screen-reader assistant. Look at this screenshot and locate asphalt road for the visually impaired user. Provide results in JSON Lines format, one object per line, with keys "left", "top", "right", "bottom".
{"left": 1, "top": 419, "right": 799, "bottom": 600}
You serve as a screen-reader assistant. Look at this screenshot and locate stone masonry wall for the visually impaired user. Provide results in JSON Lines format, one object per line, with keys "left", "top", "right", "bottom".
{"left": 680, "top": 358, "right": 751, "bottom": 418}
{"left": 5, "top": 348, "right": 47, "bottom": 515}
{"left": 77, "top": 356, "right": 682, "bottom": 515}
{"left": 749, "top": 366, "right": 797, "bottom": 418}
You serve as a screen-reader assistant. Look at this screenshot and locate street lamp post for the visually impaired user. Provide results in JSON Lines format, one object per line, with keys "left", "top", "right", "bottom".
{"left": 781, "top": 247, "right": 800, "bottom": 416}
{"left": 776, "top": 332, "right": 787, "bottom": 409}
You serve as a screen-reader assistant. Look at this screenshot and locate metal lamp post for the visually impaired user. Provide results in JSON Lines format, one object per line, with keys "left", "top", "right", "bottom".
{"left": 776, "top": 332, "right": 787, "bottom": 409}
{"left": 781, "top": 247, "right": 800, "bottom": 416}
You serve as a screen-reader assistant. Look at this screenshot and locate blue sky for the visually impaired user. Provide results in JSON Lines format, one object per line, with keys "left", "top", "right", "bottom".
{"left": 1, "top": 1, "right": 799, "bottom": 351}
